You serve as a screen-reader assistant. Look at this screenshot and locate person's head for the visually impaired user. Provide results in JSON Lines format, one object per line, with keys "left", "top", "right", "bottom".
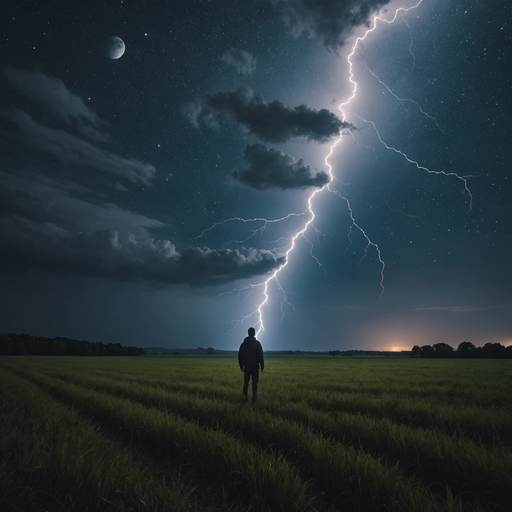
{"left": 248, "top": 327, "right": 255, "bottom": 337}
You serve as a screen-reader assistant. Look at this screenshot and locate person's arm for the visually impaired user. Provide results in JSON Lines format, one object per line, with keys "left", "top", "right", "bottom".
{"left": 259, "top": 342, "right": 264, "bottom": 371}
{"left": 238, "top": 344, "right": 244, "bottom": 371}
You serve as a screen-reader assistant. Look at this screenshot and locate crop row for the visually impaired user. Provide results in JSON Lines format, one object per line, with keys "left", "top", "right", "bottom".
{"left": 0, "top": 369, "right": 194, "bottom": 512}
{"left": 33, "top": 358, "right": 512, "bottom": 446}
{"left": 9, "top": 367, "right": 313, "bottom": 510}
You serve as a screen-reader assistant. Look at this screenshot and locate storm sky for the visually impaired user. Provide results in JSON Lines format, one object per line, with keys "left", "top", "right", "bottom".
{"left": 1, "top": 0, "right": 511, "bottom": 351}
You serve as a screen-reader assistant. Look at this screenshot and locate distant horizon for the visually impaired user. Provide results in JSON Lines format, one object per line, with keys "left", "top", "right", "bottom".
{"left": 3, "top": 331, "right": 511, "bottom": 355}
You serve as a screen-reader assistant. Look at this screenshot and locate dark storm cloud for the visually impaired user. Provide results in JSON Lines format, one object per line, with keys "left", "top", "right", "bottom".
{"left": 279, "top": 0, "right": 392, "bottom": 51}
{"left": 186, "top": 87, "right": 349, "bottom": 143}
{"left": 174, "top": 246, "right": 284, "bottom": 285}
{"left": 0, "top": 109, "right": 156, "bottom": 185}
{"left": 232, "top": 144, "right": 330, "bottom": 190}
{"left": 4, "top": 68, "right": 109, "bottom": 142}
{"left": 0, "top": 171, "right": 284, "bottom": 286}
{"left": 206, "top": 88, "right": 346, "bottom": 142}
{"left": 0, "top": 218, "right": 284, "bottom": 286}
{"left": 221, "top": 48, "right": 257, "bottom": 75}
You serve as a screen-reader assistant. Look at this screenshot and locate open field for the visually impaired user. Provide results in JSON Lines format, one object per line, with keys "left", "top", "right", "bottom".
{"left": 1, "top": 356, "right": 511, "bottom": 511}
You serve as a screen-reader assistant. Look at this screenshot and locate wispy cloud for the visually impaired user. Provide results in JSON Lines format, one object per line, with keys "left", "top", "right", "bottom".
{"left": 410, "top": 305, "right": 499, "bottom": 313}
{"left": 1, "top": 109, "right": 156, "bottom": 185}
{"left": 2, "top": 68, "right": 156, "bottom": 185}
{"left": 221, "top": 48, "right": 257, "bottom": 75}
{"left": 0, "top": 171, "right": 163, "bottom": 234}
{"left": 4, "top": 68, "right": 109, "bottom": 142}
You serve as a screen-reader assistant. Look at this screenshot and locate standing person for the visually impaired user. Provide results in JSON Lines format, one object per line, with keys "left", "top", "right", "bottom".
{"left": 238, "top": 327, "right": 264, "bottom": 402}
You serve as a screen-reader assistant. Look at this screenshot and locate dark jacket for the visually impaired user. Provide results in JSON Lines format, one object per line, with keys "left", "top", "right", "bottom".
{"left": 238, "top": 336, "right": 264, "bottom": 371}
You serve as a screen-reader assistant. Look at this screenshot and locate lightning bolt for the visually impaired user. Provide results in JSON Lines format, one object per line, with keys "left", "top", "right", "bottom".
{"left": 254, "top": 2, "right": 428, "bottom": 337}
{"left": 191, "top": 211, "right": 309, "bottom": 247}
{"left": 197, "top": 0, "right": 473, "bottom": 341}
{"left": 255, "top": 180, "right": 329, "bottom": 337}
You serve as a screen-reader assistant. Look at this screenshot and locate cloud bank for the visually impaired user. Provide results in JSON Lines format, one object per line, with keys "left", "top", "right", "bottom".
{"left": 232, "top": 144, "right": 330, "bottom": 190}
{"left": 0, "top": 219, "right": 284, "bottom": 286}
{"left": 0, "top": 171, "right": 283, "bottom": 286}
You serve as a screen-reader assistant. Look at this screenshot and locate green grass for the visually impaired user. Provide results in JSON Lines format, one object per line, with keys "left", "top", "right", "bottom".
{"left": 0, "top": 369, "right": 195, "bottom": 512}
{"left": 1, "top": 356, "right": 511, "bottom": 511}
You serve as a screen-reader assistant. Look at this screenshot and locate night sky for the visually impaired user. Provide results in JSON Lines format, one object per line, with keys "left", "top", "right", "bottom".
{"left": 1, "top": 0, "right": 511, "bottom": 351}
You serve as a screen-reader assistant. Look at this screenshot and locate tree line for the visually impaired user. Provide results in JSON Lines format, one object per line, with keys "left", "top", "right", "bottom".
{"left": 411, "top": 341, "right": 512, "bottom": 359}
{"left": 0, "top": 333, "right": 146, "bottom": 356}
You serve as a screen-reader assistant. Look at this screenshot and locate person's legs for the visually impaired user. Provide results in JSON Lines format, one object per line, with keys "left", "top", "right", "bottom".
{"left": 243, "top": 370, "right": 251, "bottom": 398}
{"left": 251, "top": 369, "right": 259, "bottom": 402}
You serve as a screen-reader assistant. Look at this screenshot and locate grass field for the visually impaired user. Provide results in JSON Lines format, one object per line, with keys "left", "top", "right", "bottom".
{"left": 1, "top": 356, "right": 511, "bottom": 511}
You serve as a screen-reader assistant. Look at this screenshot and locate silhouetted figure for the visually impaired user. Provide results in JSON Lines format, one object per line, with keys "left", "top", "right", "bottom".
{"left": 238, "top": 327, "right": 264, "bottom": 402}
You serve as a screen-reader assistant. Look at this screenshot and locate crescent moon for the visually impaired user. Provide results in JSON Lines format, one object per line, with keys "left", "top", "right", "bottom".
{"left": 107, "top": 36, "right": 125, "bottom": 60}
